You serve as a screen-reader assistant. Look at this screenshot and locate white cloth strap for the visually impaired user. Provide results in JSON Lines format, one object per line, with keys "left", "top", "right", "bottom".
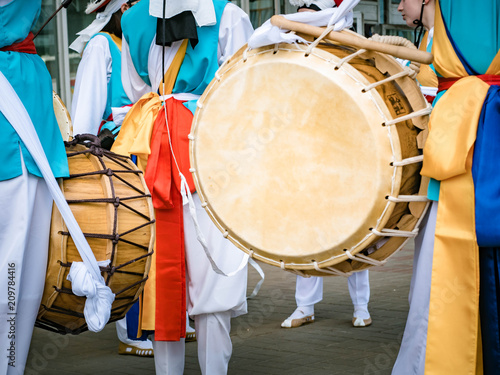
{"left": 70, "top": 0, "right": 128, "bottom": 53}
{"left": 248, "top": 0, "right": 360, "bottom": 49}
{"left": 0, "top": 72, "right": 114, "bottom": 332}
{"left": 247, "top": 259, "right": 265, "bottom": 299}
{"left": 179, "top": 173, "right": 249, "bottom": 277}
{"left": 159, "top": 93, "right": 201, "bottom": 102}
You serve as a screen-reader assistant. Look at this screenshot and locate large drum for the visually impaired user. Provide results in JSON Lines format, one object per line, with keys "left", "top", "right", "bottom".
{"left": 189, "top": 26, "right": 430, "bottom": 276}
{"left": 36, "top": 95, "right": 155, "bottom": 334}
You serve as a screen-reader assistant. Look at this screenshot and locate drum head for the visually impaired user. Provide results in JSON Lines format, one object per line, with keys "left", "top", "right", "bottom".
{"left": 53, "top": 91, "right": 73, "bottom": 141}
{"left": 191, "top": 43, "right": 409, "bottom": 269}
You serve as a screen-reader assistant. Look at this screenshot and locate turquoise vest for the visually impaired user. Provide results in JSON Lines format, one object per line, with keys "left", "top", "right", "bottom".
{"left": 0, "top": 0, "right": 69, "bottom": 180}
{"left": 121, "top": 0, "right": 228, "bottom": 114}
{"left": 87, "top": 33, "right": 131, "bottom": 133}
{"left": 427, "top": 1, "right": 500, "bottom": 201}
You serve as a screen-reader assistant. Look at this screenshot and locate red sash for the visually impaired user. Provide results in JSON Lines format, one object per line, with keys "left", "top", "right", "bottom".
{"left": 144, "top": 98, "right": 195, "bottom": 340}
{"left": 0, "top": 33, "right": 36, "bottom": 54}
{"left": 438, "top": 74, "right": 500, "bottom": 94}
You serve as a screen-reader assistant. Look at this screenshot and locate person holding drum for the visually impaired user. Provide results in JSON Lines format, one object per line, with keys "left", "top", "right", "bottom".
{"left": 394, "top": 0, "right": 500, "bottom": 373}
{"left": 111, "top": 0, "right": 253, "bottom": 373}
{"left": 390, "top": 0, "right": 436, "bottom": 373}
{"left": 280, "top": 0, "right": 372, "bottom": 330}
{"left": 0, "top": 1, "right": 69, "bottom": 373}
{"left": 397, "top": 0, "right": 437, "bottom": 104}
{"left": 69, "top": 0, "right": 159, "bottom": 358}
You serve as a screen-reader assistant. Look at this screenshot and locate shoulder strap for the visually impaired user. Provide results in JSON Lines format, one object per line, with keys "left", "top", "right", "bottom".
{"left": 158, "top": 39, "right": 188, "bottom": 95}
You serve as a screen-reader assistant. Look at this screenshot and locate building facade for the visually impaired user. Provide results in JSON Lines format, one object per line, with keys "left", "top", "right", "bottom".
{"left": 34, "top": 0, "right": 413, "bottom": 110}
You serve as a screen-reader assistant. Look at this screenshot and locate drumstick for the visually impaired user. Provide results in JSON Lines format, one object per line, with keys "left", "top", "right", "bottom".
{"left": 270, "top": 15, "right": 434, "bottom": 65}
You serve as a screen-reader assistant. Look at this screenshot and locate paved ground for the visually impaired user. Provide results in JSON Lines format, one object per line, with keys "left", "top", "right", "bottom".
{"left": 26, "top": 242, "right": 415, "bottom": 375}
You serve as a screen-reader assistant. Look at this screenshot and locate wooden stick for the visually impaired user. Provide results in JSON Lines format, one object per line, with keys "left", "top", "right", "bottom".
{"left": 270, "top": 15, "right": 434, "bottom": 65}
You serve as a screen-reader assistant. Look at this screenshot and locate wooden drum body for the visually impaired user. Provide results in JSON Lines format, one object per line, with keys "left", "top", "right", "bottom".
{"left": 37, "top": 97, "right": 154, "bottom": 333}
{"left": 190, "top": 31, "right": 430, "bottom": 276}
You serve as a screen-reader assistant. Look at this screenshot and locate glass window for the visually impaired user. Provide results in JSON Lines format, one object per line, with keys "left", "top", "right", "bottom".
{"left": 34, "top": 0, "right": 60, "bottom": 92}
{"left": 66, "top": 1, "right": 95, "bottom": 94}
{"left": 249, "top": 0, "right": 274, "bottom": 28}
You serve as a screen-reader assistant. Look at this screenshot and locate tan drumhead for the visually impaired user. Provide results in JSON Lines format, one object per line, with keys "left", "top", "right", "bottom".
{"left": 53, "top": 91, "right": 73, "bottom": 141}
{"left": 190, "top": 43, "right": 411, "bottom": 269}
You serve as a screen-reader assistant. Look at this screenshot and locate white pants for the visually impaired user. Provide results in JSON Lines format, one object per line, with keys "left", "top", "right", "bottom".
{"left": 153, "top": 311, "right": 232, "bottom": 375}
{"left": 153, "top": 194, "right": 247, "bottom": 374}
{"left": 0, "top": 168, "right": 52, "bottom": 375}
{"left": 295, "top": 270, "right": 370, "bottom": 309}
{"left": 392, "top": 201, "right": 437, "bottom": 375}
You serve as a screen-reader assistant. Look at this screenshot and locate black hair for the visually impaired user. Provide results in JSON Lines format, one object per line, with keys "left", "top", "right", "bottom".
{"left": 96, "top": 8, "right": 123, "bottom": 38}
{"left": 297, "top": 4, "right": 322, "bottom": 11}
{"left": 413, "top": 1, "right": 426, "bottom": 47}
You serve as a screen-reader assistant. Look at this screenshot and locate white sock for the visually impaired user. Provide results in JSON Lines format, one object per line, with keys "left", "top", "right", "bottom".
{"left": 353, "top": 304, "right": 370, "bottom": 320}
{"left": 288, "top": 305, "right": 314, "bottom": 320}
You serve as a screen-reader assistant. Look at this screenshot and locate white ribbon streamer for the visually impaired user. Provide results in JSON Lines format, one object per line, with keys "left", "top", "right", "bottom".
{"left": 69, "top": 0, "right": 128, "bottom": 53}
{"left": 150, "top": 0, "right": 216, "bottom": 27}
{"left": 247, "top": 259, "right": 265, "bottom": 299}
{"left": 248, "top": 0, "right": 360, "bottom": 49}
{"left": 0, "top": 71, "right": 114, "bottom": 332}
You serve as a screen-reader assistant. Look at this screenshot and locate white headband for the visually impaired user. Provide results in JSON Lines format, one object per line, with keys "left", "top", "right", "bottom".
{"left": 69, "top": 0, "right": 127, "bottom": 53}
{"left": 149, "top": 0, "right": 216, "bottom": 27}
{"left": 289, "top": 0, "right": 336, "bottom": 10}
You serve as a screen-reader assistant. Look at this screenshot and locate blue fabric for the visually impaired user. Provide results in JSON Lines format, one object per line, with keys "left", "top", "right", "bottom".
{"left": 479, "top": 247, "right": 500, "bottom": 374}
{"left": 0, "top": 0, "right": 69, "bottom": 180}
{"left": 472, "top": 86, "right": 500, "bottom": 247}
{"left": 473, "top": 90, "right": 500, "bottom": 373}
{"left": 125, "top": 300, "right": 149, "bottom": 341}
{"left": 121, "top": 0, "right": 156, "bottom": 87}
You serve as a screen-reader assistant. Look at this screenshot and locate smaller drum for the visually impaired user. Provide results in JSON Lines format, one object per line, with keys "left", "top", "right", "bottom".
{"left": 36, "top": 97, "right": 155, "bottom": 334}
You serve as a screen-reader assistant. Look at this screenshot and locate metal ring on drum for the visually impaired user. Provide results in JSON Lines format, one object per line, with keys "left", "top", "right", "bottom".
{"left": 189, "top": 27, "right": 431, "bottom": 277}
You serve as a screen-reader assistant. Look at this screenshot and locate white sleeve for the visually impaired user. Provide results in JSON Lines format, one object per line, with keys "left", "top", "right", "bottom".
{"left": 218, "top": 3, "right": 254, "bottom": 65}
{"left": 71, "top": 35, "right": 111, "bottom": 136}
{"left": 121, "top": 36, "right": 152, "bottom": 103}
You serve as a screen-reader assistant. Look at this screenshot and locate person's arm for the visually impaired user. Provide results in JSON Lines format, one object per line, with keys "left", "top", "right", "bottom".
{"left": 71, "top": 35, "right": 110, "bottom": 135}
{"left": 218, "top": 3, "right": 254, "bottom": 65}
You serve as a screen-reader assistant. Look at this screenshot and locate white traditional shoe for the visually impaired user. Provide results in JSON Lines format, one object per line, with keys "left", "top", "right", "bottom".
{"left": 118, "top": 340, "right": 154, "bottom": 357}
{"left": 352, "top": 316, "right": 372, "bottom": 327}
{"left": 281, "top": 308, "right": 315, "bottom": 328}
{"left": 186, "top": 324, "right": 197, "bottom": 342}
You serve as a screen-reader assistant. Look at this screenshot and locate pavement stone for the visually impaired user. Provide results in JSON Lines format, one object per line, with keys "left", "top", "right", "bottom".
{"left": 26, "top": 242, "right": 415, "bottom": 375}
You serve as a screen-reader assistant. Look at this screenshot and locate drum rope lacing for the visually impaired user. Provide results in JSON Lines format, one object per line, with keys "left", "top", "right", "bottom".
{"left": 37, "top": 137, "right": 155, "bottom": 332}
{"left": 63, "top": 135, "right": 155, "bottom": 286}
{"left": 0, "top": 72, "right": 115, "bottom": 332}
{"left": 194, "top": 40, "right": 431, "bottom": 275}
